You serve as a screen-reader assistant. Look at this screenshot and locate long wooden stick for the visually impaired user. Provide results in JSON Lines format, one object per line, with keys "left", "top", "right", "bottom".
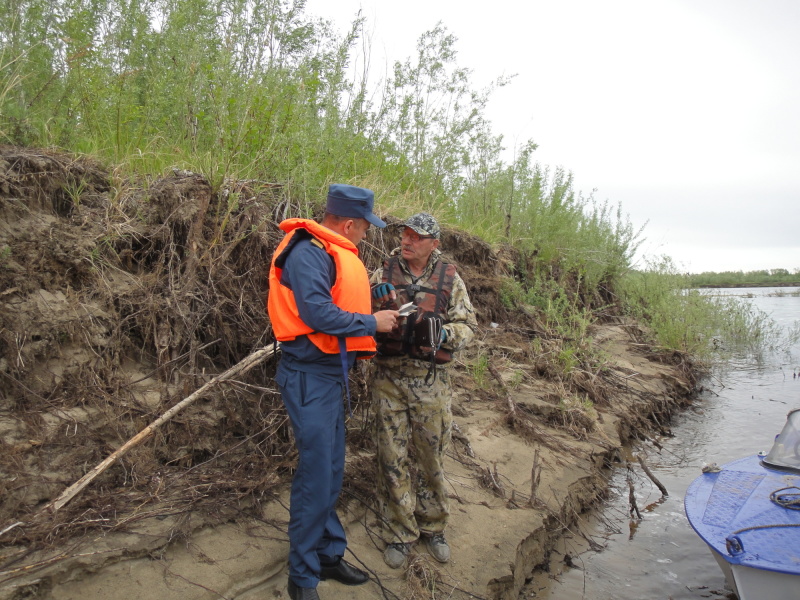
{"left": 628, "top": 475, "right": 642, "bottom": 519}
{"left": 636, "top": 454, "right": 668, "bottom": 496}
{"left": 43, "top": 344, "right": 278, "bottom": 515}
{"left": 528, "top": 448, "right": 541, "bottom": 508}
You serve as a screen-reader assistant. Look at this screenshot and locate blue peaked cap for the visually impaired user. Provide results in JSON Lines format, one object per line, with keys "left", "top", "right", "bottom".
{"left": 326, "top": 184, "right": 386, "bottom": 228}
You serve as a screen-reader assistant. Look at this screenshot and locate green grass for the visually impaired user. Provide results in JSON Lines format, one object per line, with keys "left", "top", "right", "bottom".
{"left": 1, "top": 0, "right": 787, "bottom": 368}
{"left": 619, "top": 257, "right": 796, "bottom": 361}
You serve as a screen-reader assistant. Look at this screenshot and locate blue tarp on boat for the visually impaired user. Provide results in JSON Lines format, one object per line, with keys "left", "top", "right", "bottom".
{"left": 685, "top": 455, "right": 800, "bottom": 576}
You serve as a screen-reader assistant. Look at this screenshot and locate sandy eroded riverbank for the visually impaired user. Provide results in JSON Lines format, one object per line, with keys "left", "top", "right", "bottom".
{"left": 0, "top": 147, "right": 697, "bottom": 600}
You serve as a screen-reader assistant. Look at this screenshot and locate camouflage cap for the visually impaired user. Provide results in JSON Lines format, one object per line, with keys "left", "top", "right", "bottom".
{"left": 404, "top": 212, "right": 440, "bottom": 239}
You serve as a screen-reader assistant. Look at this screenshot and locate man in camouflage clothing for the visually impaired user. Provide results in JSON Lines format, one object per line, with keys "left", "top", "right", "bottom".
{"left": 369, "top": 213, "right": 477, "bottom": 569}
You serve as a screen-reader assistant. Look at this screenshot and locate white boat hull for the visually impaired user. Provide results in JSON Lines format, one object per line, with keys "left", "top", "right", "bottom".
{"left": 707, "top": 543, "right": 800, "bottom": 600}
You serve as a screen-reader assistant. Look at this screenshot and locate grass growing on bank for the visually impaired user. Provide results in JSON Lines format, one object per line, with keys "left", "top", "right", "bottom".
{"left": 620, "top": 257, "right": 798, "bottom": 361}
{"left": 0, "top": 1, "right": 639, "bottom": 293}
{"left": 1, "top": 0, "right": 783, "bottom": 369}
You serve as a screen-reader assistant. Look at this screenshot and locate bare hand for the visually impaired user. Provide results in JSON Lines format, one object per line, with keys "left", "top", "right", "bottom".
{"left": 374, "top": 310, "right": 399, "bottom": 333}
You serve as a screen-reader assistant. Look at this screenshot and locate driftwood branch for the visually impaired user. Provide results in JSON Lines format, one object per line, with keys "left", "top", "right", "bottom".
{"left": 636, "top": 454, "right": 668, "bottom": 496}
{"left": 42, "top": 345, "right": 278, "bottom": 515}
{"left": 0, "top": 522, "right": 24, "bottom": 538}
{"left": 488, "top": 363, "right": 515, "bottom": 414}
{"left": 481, "top": 462, "right": 506, "bottom": 498}
{"left": 528, "top": 448, "right": 542, "bottom": 507}
{"left": 627, "top": 476, "right": 641, "bottom": 519}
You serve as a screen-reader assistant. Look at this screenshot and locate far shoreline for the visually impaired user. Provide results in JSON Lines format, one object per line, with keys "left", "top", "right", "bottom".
{"left": 693, "top": 281, "right": 800, "bottom": 289}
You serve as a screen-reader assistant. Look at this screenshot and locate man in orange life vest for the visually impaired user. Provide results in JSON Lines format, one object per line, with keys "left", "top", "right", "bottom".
{"left": 268, "top": 184, "right": 399, "bottom": 600}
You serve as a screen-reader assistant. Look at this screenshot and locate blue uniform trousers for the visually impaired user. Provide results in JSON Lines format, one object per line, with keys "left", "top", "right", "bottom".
{"left": 276, "top": 361, "right": 348, "bottom": 588}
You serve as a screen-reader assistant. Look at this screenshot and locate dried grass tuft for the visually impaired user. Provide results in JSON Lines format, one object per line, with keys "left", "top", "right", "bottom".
{"left": 404, "top": 554, "right": 443, "bottom": 600}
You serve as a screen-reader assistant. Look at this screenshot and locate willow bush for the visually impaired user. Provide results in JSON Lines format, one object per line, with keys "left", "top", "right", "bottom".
{"left": 618, "top": 257, "right": 796, "bottom": 361}
{"left": 0, "top": 0, "right": 638, "bottom": 286}
{"left": 1, "top": 0, "right": 776, "bottom": 362}
{"left": 687, "top": 268, "right": 800, "bottom": 287}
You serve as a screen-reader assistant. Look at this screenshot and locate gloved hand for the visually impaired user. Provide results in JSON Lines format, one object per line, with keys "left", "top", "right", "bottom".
{"left": 440, "top": 327, "right": 448, "bottom": 343}
{"left": 371, "top": 282, "right": 396, "bottom": 300}
{"left": 414, "top": 314, "right": 444, "bottom": 347}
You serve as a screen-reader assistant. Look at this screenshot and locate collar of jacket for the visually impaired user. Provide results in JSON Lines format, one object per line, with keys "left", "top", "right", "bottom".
{"left": 279, "top": 217, "right": 359, "bottom": 255}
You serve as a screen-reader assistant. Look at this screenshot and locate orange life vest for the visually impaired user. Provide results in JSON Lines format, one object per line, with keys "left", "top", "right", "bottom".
{"left": 268, "top": 218, "right": 376, "bottom": 357}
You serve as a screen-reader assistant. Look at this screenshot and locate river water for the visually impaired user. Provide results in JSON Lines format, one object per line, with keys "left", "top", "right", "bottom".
{"left": 528, "top": 287, "right": 800, "bottom": 600}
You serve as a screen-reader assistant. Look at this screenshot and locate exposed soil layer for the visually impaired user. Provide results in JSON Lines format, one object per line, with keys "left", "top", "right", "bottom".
{"left": 0, "top": 147, "right": 698, "bottom": 600}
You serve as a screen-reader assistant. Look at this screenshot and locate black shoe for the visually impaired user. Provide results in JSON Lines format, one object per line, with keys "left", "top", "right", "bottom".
{"left": 288, "top": 578, "right": 320, "bottom": 600}
{"left": 319, "top": 558, "right": 369, "bottom": 586}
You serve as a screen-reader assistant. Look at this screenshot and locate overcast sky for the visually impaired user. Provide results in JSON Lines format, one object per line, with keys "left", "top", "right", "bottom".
{"left": 304, "top": 0, "right": 799, "bottom": 274}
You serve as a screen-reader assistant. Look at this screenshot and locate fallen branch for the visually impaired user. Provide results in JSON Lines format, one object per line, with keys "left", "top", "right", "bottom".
{"left": 488, "top": 363, "right": 515, "bottom": 414}
{"left": 627, "top": 476, "right": 641, "bottom": 520}
{"left": 480, "top": 462, "right": 506, "bottom": 498}
{"left": 636, "top": 454, "right": 668, "bottom": 496}
{"left": 0, "top": 522, "right": 24, "bottom": 539}
{"left": 41, "top": 344, "right": 278, "bottom": 515}
{"left": 528, "top": 448, "right": 542, "bottom": 508}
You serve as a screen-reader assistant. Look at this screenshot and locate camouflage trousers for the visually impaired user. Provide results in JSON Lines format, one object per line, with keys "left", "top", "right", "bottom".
{"left": 372, "top": 359, "right": 452, "bottom": 544}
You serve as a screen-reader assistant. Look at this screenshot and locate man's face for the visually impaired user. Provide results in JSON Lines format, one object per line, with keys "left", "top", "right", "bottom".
{"left": 344, "top": 218, "right": 371, "bottom": 246}
{"left": 400, "top": 227, "right": 438, "bottom": 264}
